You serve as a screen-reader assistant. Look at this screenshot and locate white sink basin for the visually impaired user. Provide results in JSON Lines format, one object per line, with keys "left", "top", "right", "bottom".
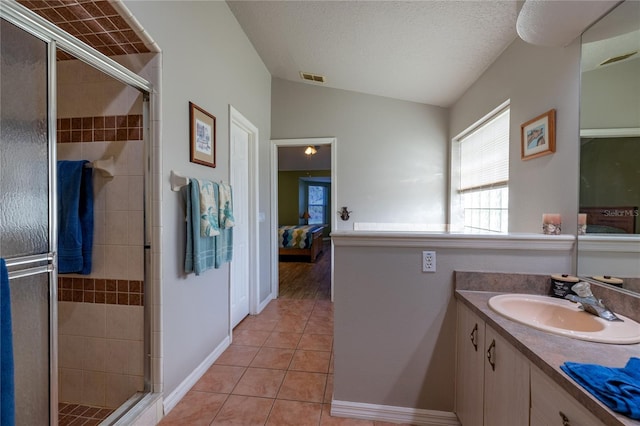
{"left": 488, "top": 294, "right": 640, "bottom": 344}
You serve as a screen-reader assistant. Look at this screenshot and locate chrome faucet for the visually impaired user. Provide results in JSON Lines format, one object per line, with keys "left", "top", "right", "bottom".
{"left": 564, "top": 282, "right": 622, "bottom": 322}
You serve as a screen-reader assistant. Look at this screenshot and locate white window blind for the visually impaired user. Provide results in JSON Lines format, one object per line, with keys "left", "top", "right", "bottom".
{"left": 459, "top": 108, "right": 510, "bottom": 192}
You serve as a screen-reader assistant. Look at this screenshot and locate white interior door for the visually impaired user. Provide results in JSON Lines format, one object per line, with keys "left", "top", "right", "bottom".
{"left": 230, "top": 122, "right": 250, "bottom": 328}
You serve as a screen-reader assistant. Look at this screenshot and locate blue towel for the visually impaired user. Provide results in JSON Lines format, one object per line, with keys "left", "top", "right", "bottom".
{"left": 185, "top": 180, "right": 217, "bottom": 275}
{"left": 57, "top": 161, "right": 94, "bottom": 274}
{"left": 215, "top": 228, "right": 233, "bottom": 268}
{"left": 561, "top": 357, "right": 640, "bottom": 419}
{"left": 1, "top": 259, "right": 15, "bottom": 426}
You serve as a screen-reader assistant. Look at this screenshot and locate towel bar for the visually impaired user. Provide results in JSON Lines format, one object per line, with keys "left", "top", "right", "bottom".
{"left": 4, "top": 254, "right": 54, "bottom": 268}
{"left": 170, "top": 170, "right": 190, "bottom": 192}
{"left": 85, "top": 156, "right": 115, "bottom": 177}
{"left": 7, "top": 265, "right": 53, "bottom": 280}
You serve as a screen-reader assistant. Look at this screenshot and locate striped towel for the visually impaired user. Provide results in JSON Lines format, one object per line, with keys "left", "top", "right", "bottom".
{"left": 218, "top": 182, "right": 235, "bottom": 229}
{"left": 195, "top": 179, "right": 220, "bottom": 237}
{"left": 185, "top": 180, "right": 217, "bottom": 275}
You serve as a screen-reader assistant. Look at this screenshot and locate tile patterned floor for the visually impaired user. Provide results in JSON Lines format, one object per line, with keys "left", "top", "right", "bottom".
{"left": 58, "top": 403, "right": 114, "bottom": 425}
{"left": 159, "top": 299, "right": 413, "bottom": 426}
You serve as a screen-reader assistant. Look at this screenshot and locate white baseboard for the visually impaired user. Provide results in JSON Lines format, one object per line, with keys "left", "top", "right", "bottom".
{"left": 162, "top": 336, "right": 231, "bottom": 414}
{"left": 330, "top": 400, "right": 460, "bottom": 426}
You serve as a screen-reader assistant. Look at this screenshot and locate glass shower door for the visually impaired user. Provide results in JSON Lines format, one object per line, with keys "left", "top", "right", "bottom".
{"left": 0, "top": 17, "right": 54, "bottom": 426}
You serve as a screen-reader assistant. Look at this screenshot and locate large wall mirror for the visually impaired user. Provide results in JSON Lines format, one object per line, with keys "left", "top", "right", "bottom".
{"left": 577, "top": 0, "right": 640, "bottom": 292}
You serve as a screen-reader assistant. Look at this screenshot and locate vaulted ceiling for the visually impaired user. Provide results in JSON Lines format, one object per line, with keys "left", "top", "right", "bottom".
{"left": 19, "top": 1, "right": 629, "bottom": 110}
{"left": 227, "top": 1, "right": 521, "bottom": 107}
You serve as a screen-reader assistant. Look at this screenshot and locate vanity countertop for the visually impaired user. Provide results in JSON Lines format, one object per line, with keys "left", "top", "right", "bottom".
{"left": 456, "top": 290, "right": 640, "bottom": 426}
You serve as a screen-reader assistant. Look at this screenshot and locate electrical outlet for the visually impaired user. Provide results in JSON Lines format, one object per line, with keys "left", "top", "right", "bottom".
{"left": 422, "top": 250, "right": 436, "bottom": 272}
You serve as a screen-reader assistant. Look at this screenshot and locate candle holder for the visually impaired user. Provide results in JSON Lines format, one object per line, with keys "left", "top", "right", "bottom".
{"left": 578, "top": 213, "right": 587, "bottom": 235}
{"left": 542, "top": 213, "right": 562, "bottom": 235}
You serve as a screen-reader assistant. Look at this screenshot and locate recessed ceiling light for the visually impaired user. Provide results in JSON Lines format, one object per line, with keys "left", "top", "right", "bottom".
{"left": 300, "top": 71, "right": 326, "bottom": 84}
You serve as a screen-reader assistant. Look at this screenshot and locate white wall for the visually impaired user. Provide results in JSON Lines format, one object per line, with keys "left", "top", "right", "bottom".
{"left": 332, "top": 233, "right": 573, "bottom": 412}
{"left": 581, "top": 58, "right": 640, "bottom": 129}
{"left": 124, "top": 0, "right": 271, "bottom": 398}
{"left": 271, "top": 78, "right": 449, "bottom": 229}
{"left": 450, "top": 38, "right": 582, "bottom": 235}
{"left": 332, "top": 37, "right": 584, "bottom": 414}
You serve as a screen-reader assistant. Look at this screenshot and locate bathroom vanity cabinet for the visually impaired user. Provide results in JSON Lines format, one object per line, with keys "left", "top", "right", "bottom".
{"left": 455, "top": 302, "right": 530, "bottom": 426}
{"left": 455, "top": 294, "right": 630, "bottom": 426}
{"left": 530, "top": 364, "right": 602, "bottom": 426}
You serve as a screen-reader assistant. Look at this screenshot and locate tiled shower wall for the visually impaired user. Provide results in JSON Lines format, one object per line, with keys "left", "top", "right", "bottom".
{"left": 56, "top": 58, "right": 145, "bottom": 409}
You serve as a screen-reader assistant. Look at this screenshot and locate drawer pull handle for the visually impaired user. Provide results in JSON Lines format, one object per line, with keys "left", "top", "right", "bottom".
{"left": 486, "top": 339, "right": 496, "bottom": 371}
{"left": 470, "top": 323, "right": 478, "bottom": 351}
{"left": 559, "top": 411, "right": 570, "bottom": 426}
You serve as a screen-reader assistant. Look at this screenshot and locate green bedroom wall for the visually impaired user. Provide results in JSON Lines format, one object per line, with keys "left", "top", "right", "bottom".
{"left": 278, "top": 170, "right": 331, "bottom": 234}
{"left": 580, "top": 137, "right": 640, "bottom": 233}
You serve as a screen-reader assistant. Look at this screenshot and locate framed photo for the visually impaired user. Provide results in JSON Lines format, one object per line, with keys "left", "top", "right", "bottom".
{"left": 189, "top": 102, "right": 216, "bottom": 168}
{"left": 521, "top": 109, "right": 555, "bottom": 160}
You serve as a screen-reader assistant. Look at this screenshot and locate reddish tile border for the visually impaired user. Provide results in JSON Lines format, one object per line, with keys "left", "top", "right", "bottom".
{"left": 58, "top": 277, "right": 144, "bottom": 306}
{"left": 57, "top": 114, "right": 143, "bottom": 143}
{"left": 59, "top": 402, "right": 114, "bottom": 426}
{"left": 16, "top": 0, "right": 152, "bottom": 60}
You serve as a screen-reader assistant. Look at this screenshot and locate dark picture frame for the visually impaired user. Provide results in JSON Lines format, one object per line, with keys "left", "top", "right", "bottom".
{"left": 189, "top": 102, "right": 216, "bottom": 168}
{"left": 521, "top": 109, "right": 556, "bottom": 160}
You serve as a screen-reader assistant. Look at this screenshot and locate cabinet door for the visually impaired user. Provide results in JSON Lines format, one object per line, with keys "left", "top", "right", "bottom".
{"left": 531, "top": 365, "right": 604, "bottom": 426}
{"left": 455, "top": 303, "right": 485, "bottom": 426}
{"left": 484, "top": 326, "right": 530, "bottom": 426}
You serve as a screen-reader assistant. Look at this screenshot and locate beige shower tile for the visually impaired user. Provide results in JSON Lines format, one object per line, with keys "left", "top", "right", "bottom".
{"left": 82, "top": 140, "right": 107, "bottom": 162}
{"left": 60, "top": 303, "right": 106, "bottom": 338}
{"left": 104, "top": 245, "right": 129, "bottom": 280}
{"left": 59, "top": 368, "right": 83, "bottom": 404}
{"left": 104, "top": 339, "right": 144, "bottom": 376}
{"left": 105, "top": 373, "right": 138, "bottom": 409}
{"left": 57, "top": 142, "right": 83, "bottom": 161}
{"left": 83, "top": 337, "right": 107, "bottom": 372}
{"left": 128, "top": 210, "right": 144, "bottom": 245}
{"left": 105, "top": 339, "right": 129, "bottom": 374}
{"left": 106, "top": 211, "right": 129, "bottom": 245}
{"left": 105, "top": 175, "right": 129, "bottom": 211}
{"left": 102, "top": 141, "right": 128, "bottom": 173}
{"left": 128, "top": 340, "right": 144, "bottom": 376}
{"left": 93, "top": 176, "right": 108, "bottom": 211}
{"left": 127, "top": 246, "right": 144, "bottom": 281}
{"left": 90, "top": 244, "right": 106, "bottom": 278}
{"left": 125, "top": 140, "right": 144, "bottom": 176}
{"left": 82, "top": 371, "right": 106, "bottom": 407}
{"left": 106, "top": 305, "right": 143, "bottom": 341}
{"left": 93, "top": 210, "right": 106, "bottom": 245}
{"left": 58, "top": 334, "right": 84, "bottom": 369}
{"left": 129, "top": 176, "right": 144, "bottom": 211}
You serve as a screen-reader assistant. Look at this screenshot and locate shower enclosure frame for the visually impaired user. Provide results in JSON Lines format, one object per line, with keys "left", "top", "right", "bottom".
{"left": 0, "top": 1, "right": 156, "bottom": 424}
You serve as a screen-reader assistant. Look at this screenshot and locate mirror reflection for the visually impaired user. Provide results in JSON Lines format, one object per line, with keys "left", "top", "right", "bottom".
{"left": 577, "top": 0, "right": 640, "bottom": 292}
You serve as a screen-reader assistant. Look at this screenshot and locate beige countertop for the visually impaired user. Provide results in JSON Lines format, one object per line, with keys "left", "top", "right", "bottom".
{"left": 456, "top": 290, "right": 640, "bottom": 426}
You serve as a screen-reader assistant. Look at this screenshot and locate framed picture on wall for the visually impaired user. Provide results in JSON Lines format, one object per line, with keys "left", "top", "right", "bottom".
{"left": 189, "top": 102, "right": 216, "bottom": 168}
{"left": 521, "top": 109, "right": 556, "bottom": 160}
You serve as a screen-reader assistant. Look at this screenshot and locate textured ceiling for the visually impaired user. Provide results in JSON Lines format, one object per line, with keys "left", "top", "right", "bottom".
{"left": 227, "top": 1, "right": 521, "bottom": 107}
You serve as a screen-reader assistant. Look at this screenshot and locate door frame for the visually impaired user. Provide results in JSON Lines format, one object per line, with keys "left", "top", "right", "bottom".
{"left": 270, "top": 137, "right": 337, "bottom": 301}
{"left": 229, "top": 106, "right": 260, "bottom": 333}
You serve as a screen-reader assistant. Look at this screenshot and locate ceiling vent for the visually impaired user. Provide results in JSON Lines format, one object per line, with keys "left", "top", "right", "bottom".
{"left": 300, "top": 72, "right": 326, "bottom": 84}
{"left": 599, "top": 51, "right": 637, "bottom": 67}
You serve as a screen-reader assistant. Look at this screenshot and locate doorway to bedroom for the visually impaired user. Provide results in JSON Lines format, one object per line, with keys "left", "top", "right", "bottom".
{"left": 270, "top": 138, "right": 336, "bottom": 301}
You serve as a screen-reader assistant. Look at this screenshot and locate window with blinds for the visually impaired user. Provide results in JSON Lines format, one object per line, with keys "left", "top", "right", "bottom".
{"left": 456, "top": 106, "right": 510, "bottom": 233}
